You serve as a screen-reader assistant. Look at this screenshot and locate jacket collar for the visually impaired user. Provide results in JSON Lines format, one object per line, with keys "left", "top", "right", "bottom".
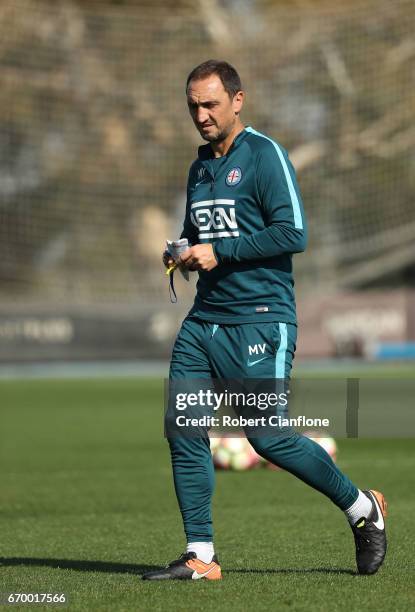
{"left": 197, "top": 127, "right": 249, "bottom": 161}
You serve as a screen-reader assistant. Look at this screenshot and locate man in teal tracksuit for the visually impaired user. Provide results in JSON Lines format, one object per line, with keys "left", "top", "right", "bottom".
{"left": 143, "top": 60, "right": 387, "bottom": 581}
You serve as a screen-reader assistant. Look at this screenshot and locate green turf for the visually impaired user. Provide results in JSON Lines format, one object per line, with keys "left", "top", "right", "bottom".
{"left": 1, "top": 371, "right": 414, "bottom": 611}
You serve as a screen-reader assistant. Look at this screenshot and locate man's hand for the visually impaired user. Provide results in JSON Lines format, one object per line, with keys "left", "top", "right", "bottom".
{"left": 180, "top": 244, "right": 218, "bottom": 272}
{"left": 162, "top": 250, "right": 174, "bottom": 269}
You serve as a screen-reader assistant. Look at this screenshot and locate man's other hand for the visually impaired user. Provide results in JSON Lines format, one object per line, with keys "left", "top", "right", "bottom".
{"left": 180, "top": 244, "right": 218, "bottom": 272}
{"left": 162, "top": 250, "right": 174, "bottom": 268}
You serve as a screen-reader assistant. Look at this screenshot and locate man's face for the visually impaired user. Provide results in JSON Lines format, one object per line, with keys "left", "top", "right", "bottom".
{"left": 187, "top": 74, "right": 244, "bottom": 143}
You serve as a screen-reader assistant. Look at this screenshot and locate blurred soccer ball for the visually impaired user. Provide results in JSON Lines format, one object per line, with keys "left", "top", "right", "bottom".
{"left": 303, "top": 430, "right": 337, "bottom": 462}
{"left": 210, "top": 431, "right": 337, "bottom": 472}
{"left": 210, "top": 436, "right": 261, "bottom": 471}
{"left": 264, "top": 430, "right": 337, "bottom": 470}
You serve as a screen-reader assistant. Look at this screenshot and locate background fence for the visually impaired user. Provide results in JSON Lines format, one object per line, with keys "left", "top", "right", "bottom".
{"left": 1, "top": 0, "right": 414, "bottom": 361}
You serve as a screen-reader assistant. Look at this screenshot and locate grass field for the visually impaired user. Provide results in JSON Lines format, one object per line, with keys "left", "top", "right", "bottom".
{"left": 1, "top": 367, "right": 415, "bottom": 611}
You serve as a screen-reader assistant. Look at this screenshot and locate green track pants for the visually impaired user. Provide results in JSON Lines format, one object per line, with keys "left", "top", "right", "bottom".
{"left": 168, "top": 316, "right": 358, "bottom": 542}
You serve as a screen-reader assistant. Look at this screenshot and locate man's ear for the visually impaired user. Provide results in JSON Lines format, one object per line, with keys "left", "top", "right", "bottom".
{"left": 233, "top": 90, "right": 244, "bottom": 115}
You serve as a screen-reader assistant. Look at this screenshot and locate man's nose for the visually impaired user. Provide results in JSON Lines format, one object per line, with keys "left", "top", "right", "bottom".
{"left": 196, "top": 107, "right": 209, "bottom": 124}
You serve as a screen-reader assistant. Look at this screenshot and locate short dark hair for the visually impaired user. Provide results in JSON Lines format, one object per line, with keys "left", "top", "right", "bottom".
{"left": 186, "top": 60, "right": 242, "bottom": 98}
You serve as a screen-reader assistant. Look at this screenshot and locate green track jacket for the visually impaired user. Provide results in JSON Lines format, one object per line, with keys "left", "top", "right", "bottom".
{"left": 181, "top": 126, "right": 307, "bottom": 324}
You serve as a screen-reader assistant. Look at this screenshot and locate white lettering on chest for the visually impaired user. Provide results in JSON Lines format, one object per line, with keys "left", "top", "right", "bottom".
{"left": 190, "top": 199, "right": 239, "bottom": 239}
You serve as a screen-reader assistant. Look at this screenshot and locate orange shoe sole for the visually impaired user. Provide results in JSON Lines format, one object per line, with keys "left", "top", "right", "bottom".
{"left": 370, "top": 489, "right": 388, "bottom": 518}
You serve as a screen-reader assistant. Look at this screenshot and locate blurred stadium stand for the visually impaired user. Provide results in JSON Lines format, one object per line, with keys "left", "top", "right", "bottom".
{"left": 0, "top": 0, "right": 414, "bottom": 363}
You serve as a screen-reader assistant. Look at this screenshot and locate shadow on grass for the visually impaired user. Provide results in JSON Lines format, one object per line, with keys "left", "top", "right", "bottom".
{"left": 0, "top": 557, "right": 156, "bottom": 575}
{"left": 227, "top": 568, "right": 356, "bottom": 576}
{"left": 0, "top": 557, "right": 356, "bottom": 576}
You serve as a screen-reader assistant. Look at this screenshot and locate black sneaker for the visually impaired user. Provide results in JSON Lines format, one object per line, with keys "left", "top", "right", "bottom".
{"left": 142, "top": 551, "right": 222, "bottom": 581}
{"left": 352, "top": 489, "right": 387, "bottom": 575}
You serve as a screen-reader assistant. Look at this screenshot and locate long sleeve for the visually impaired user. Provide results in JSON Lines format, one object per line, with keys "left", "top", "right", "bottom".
{"left": 180, "top": 167, "right": 198, "bottom": 245}
{"left": 213, "top": 140, "right": 307, "bottom": 264}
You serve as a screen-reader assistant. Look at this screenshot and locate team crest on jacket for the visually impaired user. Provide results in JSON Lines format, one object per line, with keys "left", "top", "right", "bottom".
{"left": 226, "top": 167, "right": 242, "bottom": 186}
